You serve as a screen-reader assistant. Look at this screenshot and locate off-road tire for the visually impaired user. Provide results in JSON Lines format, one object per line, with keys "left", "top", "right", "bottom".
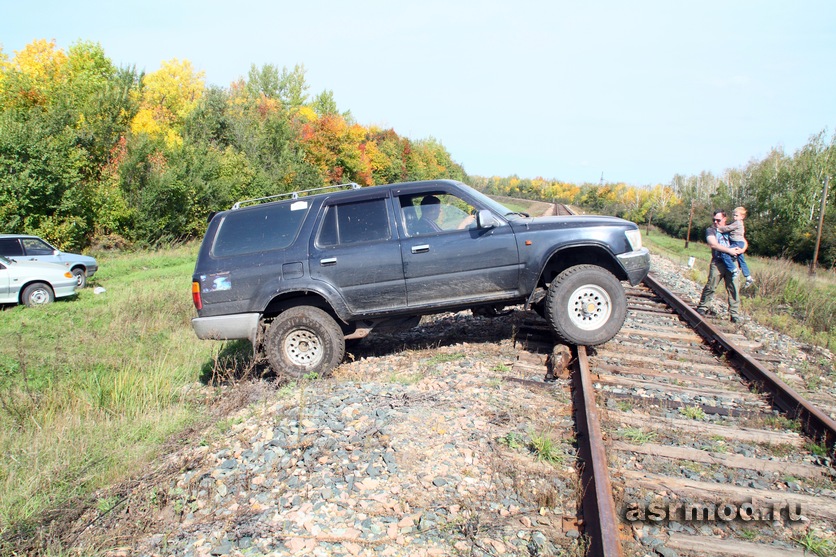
{"left": 22, "top": 282, "right": 55, "bottom": 307}
{"left": 264, "top": 306, "right": 345, "bottom": 379}
{"left": 544, "top": 264, "right": 626, "bottom": 346}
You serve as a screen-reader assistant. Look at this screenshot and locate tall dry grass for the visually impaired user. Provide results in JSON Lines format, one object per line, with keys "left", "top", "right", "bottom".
{"left": 0, "top": 243, "right": 240, "bottom": 545}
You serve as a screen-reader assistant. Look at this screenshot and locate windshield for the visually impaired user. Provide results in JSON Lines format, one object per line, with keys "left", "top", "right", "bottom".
{"left": 456, "top": 184, "right": 525, "bottom": 220}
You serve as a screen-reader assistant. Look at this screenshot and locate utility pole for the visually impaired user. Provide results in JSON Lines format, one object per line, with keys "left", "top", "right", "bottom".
{"left": 810, "top": 175, "right": 829, "bottom": 276}
{"left": 684, "top": 199, "right": 695, "bottom": 248}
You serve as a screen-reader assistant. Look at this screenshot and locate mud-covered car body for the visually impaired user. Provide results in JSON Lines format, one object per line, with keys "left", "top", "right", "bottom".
{"left": 191, "top": 180, "right": 650, "bottom": 377}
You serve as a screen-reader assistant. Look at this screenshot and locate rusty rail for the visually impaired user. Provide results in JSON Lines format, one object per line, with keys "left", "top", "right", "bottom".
{"left": 572, "top": 346, "right": 624, "bottom": 557}
{"left": 643, "top": 273, "right": 836, "bottom": 453}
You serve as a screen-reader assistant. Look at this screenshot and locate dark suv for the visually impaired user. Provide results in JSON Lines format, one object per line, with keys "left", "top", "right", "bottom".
{"left": 191, "top": 180, "right": 649, "bottom": 378}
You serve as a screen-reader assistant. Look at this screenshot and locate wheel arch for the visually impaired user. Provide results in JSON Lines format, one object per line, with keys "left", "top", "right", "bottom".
{"left": 258, "top": 291, "right": 350, "bottom": 347}
{"left": 263, "top": 291, "right": 341, "bottom": 321}
{"left": 19, "top": 280, "right": 55, "bottom": 305}
{"left": 536, "top": 244, "right": 628, "bottom": 288}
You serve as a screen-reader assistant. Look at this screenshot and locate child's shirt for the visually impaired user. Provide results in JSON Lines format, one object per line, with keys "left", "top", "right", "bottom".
{"left": 717, "top": 219, "right": 745, "bottom": 242}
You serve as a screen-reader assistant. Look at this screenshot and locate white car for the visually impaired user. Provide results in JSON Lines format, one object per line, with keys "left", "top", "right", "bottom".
{"left": 0, "top": 255, "right": 78, "bottom": 307}
{"left": 0, "top": 234, "right": 98, "bottom": 288}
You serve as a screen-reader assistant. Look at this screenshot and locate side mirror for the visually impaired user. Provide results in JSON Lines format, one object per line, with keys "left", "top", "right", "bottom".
{"left": 476, "top": 209, "right": 500, "bottom": 229}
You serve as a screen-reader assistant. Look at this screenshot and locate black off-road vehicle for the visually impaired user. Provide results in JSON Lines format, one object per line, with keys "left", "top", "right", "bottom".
{"left": 191, "top": 180, "right": 649, "bottom": 378}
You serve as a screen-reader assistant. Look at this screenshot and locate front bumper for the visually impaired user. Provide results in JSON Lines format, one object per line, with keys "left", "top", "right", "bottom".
{"left": 53, "top": 281, "right": 79, "bottom": 300}
{"left": 617, "top": 248, "right": 651, "bottom": 285}
{"left": 192, "top": 313, "right": 260, "bottom": 344}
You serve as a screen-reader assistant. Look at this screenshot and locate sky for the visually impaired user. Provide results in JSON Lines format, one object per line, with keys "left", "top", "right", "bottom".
{"left": 3, "top": 0, "right": 835, "bottom": 186}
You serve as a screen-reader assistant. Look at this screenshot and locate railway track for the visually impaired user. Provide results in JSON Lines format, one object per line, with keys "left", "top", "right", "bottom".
{"left": 527, "top": 203, "right": 836, "bottom": 556}
{"left": 512, "top": 276, "right": 835, "bottom": 556}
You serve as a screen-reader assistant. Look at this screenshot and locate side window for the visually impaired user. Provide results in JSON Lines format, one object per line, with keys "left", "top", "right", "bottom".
{"left": 212, "top": 201, "right": 309, "bottom": 257}
{"left": 399, "top": 193, "right": 477, "bottom": 237}
{"left": 21, "top": 238, "right": 54, "bottom": 255}
{"left": 317, "top": 198, "right": 390, "bottom": 247}
{"left": 0, "top": 238, "right": 24, "bottom": 256}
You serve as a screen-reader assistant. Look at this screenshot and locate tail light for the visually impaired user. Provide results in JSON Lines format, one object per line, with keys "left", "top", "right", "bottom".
{"left": 191, "top": 281, "right": 202, "bottom": 310}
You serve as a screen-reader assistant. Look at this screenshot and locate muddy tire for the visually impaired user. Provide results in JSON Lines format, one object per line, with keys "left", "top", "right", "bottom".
{"left": 544, "top": 265, "right": 626, "bottom": 346}
{"left": 264, "top": 307, "right": 345, "bottom": 379}
{"left": 22, "top": 282, "right": 55, "bottom": 307}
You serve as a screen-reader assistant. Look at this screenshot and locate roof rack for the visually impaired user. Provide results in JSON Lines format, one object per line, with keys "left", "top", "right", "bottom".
{"left": 231, "top": 182, "right": 362, "bottom": 210}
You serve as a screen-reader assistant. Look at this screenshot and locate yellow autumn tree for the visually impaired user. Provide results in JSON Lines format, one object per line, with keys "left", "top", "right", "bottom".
{"left": 131, "top": 58, "right": 205, "bottom": 148}
{"left": 0, "top": 39, "right": 68, "bottom": 109}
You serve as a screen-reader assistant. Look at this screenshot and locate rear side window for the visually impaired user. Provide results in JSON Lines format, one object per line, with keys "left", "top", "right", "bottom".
{"left": 21, "top": 238, "right": 54, "bottom": 255}
{"left": 212, "top": 201, "right": 309, "bottom": 257}
{"left": 317, "top": 198, "right": 390, "bottom": 247}
{"left": 0, "top": 238, "right": 23, "bottom": 256}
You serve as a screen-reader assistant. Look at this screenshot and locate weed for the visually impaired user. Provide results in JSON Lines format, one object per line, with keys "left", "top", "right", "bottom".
{"left": 762, "top": 414, "right": 802, "bottom": 432}
{"left": 739, "top": 528, "right": 758, "bottom": 540}
{"left": 805, "top": 375, "right": 822, "bottom": 391}
{"left": 492, "top": 363, "right": 511, "bottom": 373}
{"left": 620, "top": 427, "right": 657, "bottom": 445}
{"left": 793, "top": 531, "right": 836, "bottom": 557}
{"left": 499, "top": 432, "right": 524, "bottom": 450}
{"left": 387, "top": 371, "right": 424, "bottom": 385}
{"left": 96, "top": 496, "right": 119, "bottom": 514}
{"left": 426, "top": 353, "right": 466, "bottom": 365}
{"left": 528, "top": 429, "right": 564, "bottom": 465}
{"left": 616, "top": 400, "right": 633, "bottom": 412}
{"left": 679, "top": 406, "right": 706, "bottom": 420}
{"left": 806, "top": 441, "right": 828, "bottom": 457}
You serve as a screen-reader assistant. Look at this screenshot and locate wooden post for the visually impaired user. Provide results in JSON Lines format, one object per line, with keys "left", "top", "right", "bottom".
{"left": 684, "top": 200, "right": 695, "bottom": 248}
{"left": 810, "top": 175, "right": 829, "bottom": 276}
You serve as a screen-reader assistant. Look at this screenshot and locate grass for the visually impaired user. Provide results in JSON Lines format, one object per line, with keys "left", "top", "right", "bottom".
{"left": 679, "top": 406, "right": 707, "bottom": 420}
{"left": 527, "top": 429, "right": 565, "bottom": 465}
{"left": 793, "top": 531, "right": 836, "bottom": 557}
{"left": 620, "top": 427, "right": 657, "bottom": 445}
{"left": 642, "top": 228, "right": 836, "bottom": 350}
{"left": 0, "top": 242, "right": 233, "bottom": 545}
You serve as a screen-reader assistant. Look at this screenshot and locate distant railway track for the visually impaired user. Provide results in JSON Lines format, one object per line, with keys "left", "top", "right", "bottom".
{"left": 517, "top": 202, "right": 836, "bottom": 556}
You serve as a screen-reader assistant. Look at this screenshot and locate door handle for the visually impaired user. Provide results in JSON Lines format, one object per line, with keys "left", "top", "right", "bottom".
{"left": 411, "top": 245, "right": 430, "bottom": 254}
{"left": 320, "top": 257, "right": 337, "bottom": 265}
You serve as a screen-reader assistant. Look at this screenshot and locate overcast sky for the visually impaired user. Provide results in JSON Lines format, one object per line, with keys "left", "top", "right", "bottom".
{"left": 3, "top": 0, "right": 835, "bottom": 186}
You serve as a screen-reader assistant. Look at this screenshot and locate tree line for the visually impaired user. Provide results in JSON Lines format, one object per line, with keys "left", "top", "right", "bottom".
{"left": 0, "top": 40, "right": 466, "bottom": 249}
{"left": 1, "top": 39, "right": 833, "bottom": 268}
{"left": 473, "top": 131, "right": 836, "bottom": 269}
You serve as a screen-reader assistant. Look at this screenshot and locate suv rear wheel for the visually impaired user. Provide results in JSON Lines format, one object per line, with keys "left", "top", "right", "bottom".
{"left": 264, "top": 307, "right": 346, "bottom": 379}
{"left": 544, "top": 265, "right": 626, "bottom": 346}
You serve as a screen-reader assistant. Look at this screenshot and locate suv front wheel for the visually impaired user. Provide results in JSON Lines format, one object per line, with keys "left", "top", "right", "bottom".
{"left": 544, "top": 264, "right": 627, "bottom": 346}
{"left": 264, "top": 307, "right": 346, "bottom": 379}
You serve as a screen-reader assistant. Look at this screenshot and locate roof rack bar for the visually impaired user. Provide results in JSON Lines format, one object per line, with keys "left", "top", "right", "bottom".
{"left": 231, "top": 182, "right": 361, "bottom": 210}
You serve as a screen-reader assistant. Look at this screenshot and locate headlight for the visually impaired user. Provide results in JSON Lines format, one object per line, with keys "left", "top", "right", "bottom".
{"left": 624, "top": 229, "right": 642, "bottom": 251}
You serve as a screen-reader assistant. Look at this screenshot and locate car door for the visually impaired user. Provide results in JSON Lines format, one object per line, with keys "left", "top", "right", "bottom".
{"left": 395, "top": 187, "right": 521, "bottom": 307}
{"left": 309, "top": 193, "right": 407, "bottom": 314}
{"left": 0, "top": 237, "right": 24, "bottom": 260}
{"left": 0, "top": 259, "right": 10, "bottom": 301}
{"left": 19, "top": 237, "right": 58, "bottom": 265}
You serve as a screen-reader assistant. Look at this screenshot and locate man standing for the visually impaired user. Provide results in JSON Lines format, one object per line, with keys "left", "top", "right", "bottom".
{"left": 696, "top": 210, "right": 745, "bottom": 323}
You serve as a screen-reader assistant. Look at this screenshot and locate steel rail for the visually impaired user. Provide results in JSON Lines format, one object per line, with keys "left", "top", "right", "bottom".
{"left": 573, "top": 346, "right": 624, "bottom": 557}
{"left": 643, "top": 272, "right": 836, "bottom": 454}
